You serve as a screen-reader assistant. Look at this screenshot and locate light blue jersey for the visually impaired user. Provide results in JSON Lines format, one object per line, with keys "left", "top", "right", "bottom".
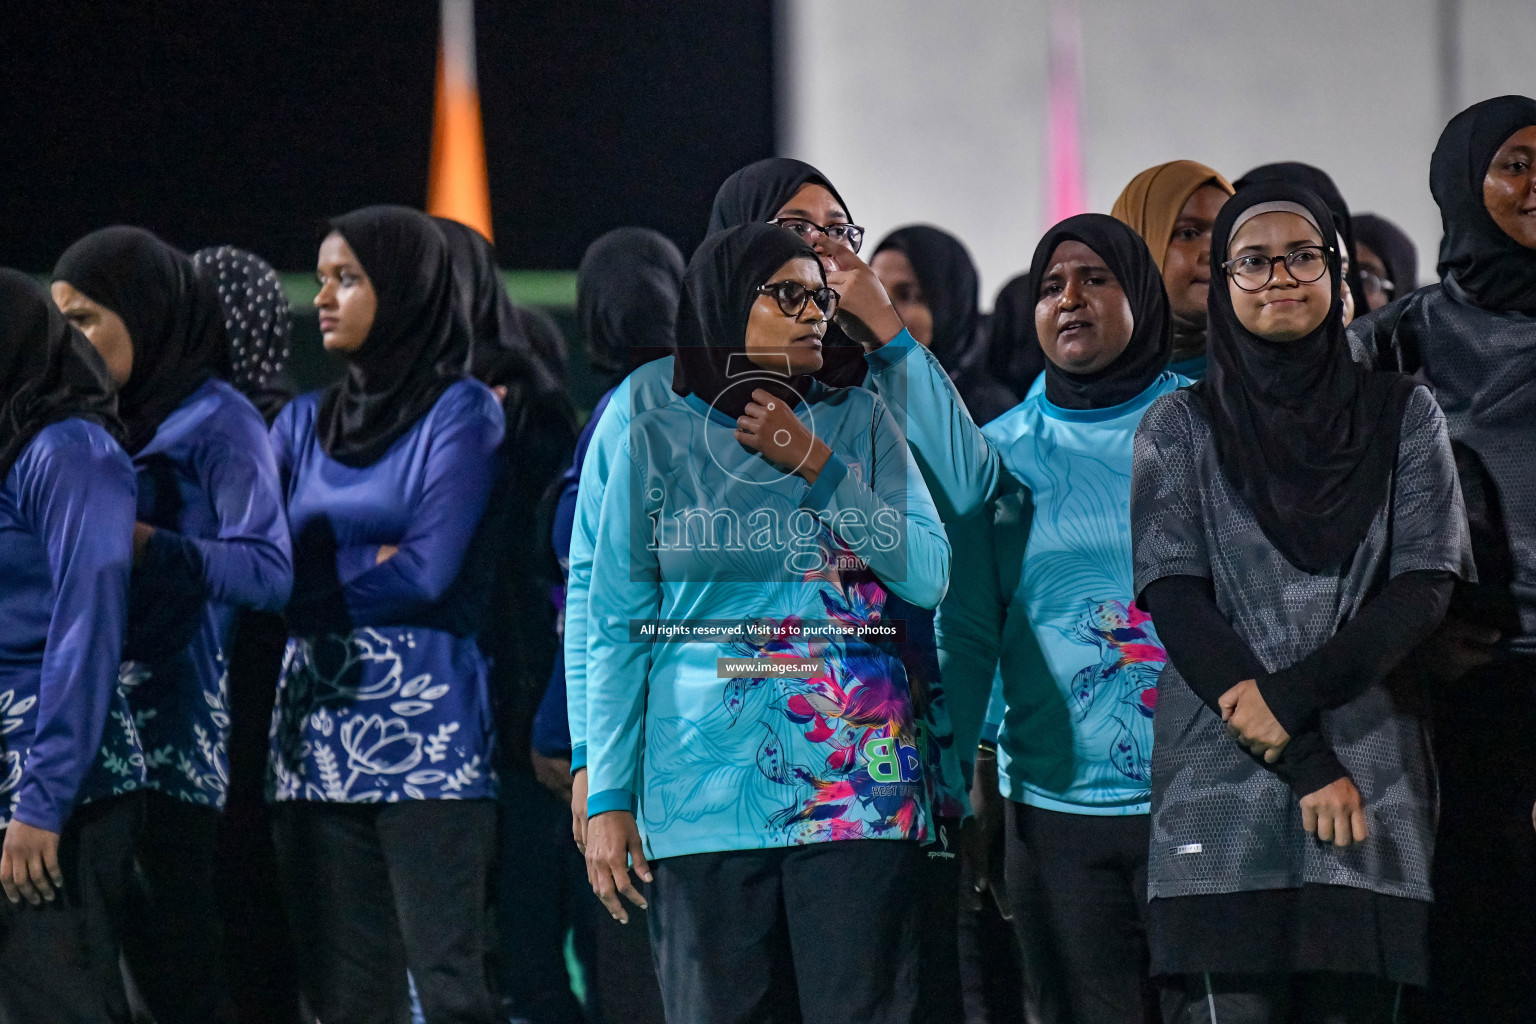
{"left": 584, "top": 382, "right": 950, "bottom": 859}
{"left": 564, "top": 356, "right": 676, "bottom": 771}
{"left": 941, "top": 373, "right": 1188, "bottom": 814}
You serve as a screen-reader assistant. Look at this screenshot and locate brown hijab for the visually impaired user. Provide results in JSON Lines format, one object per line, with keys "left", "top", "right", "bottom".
{"left": 1110, "top": 160, "right": 1234, "bottom": 275}
{"left": 1111, "top": 160, "right": 1234, "bottom": 363}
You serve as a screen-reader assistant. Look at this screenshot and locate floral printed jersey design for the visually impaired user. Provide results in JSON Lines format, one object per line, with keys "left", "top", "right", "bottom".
{"left": 939, "top": 373, "right": 1187, "bottom": 814}
{"left": 266, "top": 380, "right": 505, "bottom": 804}
{"left": 124, "top": 379, "right": 291, "bottom": 808}
{"left": 0, "top": 421, "right": 143, "bottom": 830}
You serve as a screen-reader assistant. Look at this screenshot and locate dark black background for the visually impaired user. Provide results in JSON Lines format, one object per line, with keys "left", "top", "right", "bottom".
{"left": 0, "top": 1, "right": 776, "bottom": 272}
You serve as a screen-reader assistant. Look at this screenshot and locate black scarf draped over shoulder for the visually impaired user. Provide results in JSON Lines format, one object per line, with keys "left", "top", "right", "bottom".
{"left": 1194, "top": 183, "right": 1416, "bottom": 575}
{"left": 672, "top": 223, "right": 825, "bottom": 421}
{"left": 317, "top": 206, "right": 473, "bottom": 468}
{"left": 53, "top": 226, "right": 229, "bottom": 454}
{"left": 0, "top": 269, "right": 123, "bottom": 479}
{"left": 1025, "top": 213, "right": 1172, "bottom": 410}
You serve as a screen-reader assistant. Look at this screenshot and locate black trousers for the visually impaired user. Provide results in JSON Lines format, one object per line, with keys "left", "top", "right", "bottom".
{"left": 647, "top": 839, "right": 922, "bottom": 1024}
{"left": 121, "top": 791, "right": 228, "bottom": 1024}
{"left": 271, "top": 799, "right": 498, "bottom": 1024}
{"left": 917, "top": 818, "right": 965, "bottom": 1022}
{"left": 1160, "top": 972, "right": 1404, "bottom": 1024}
{"left": 1004, "top": 801, "right": 1158, "bottom": 1024}
{"left": 0, "top": 793, "right": 143, "bottom": 1024}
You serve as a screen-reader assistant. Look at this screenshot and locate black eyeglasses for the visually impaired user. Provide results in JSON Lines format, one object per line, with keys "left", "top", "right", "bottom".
{"left": 757, "top": 280, "right": 840, "bottom": 320}
{"left": 769, "top": 218, "right": 866, "bottom": 253}
{"left": 1222, "top": 245, "right": 1333, "bottom": 292}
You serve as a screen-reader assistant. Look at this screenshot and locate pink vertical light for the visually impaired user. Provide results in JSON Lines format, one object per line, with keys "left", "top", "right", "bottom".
{"left": 1046, "top": 0, "right": 1086, "bottom": 225}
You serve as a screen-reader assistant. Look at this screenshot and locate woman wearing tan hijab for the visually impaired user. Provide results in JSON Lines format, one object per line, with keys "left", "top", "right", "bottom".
{"left": 1111, "top": 160, "right": 1234, "bottom": 378}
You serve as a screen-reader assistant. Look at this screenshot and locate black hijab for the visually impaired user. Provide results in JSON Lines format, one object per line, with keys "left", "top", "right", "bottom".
{"left": 986, "top": 273, "right": 1047, "bottom": 399}
{"left": 432, "top": 216, "right": 566, "bottom": 398}
{"left": 1352, "top": 214, "right": 1419, "bottom": 300}
{"left": 318, "top": 206, "right": 473, "bottom": 468}
{"left": 672, "top": 224, "right": 826, "bottom": 420}
{"left": 577, "top": 227, "right": 685, "bottom": 394}
{"left": 707, "top": 158, "right": 852, "bottom": 234}
{"left": 1195, "top": 183, "right": 1416, "bottom": 574}
{"left": 708, "top": 158, "right": 866, "bottom": 388}
{"left": 1431, "top": 94, "right": 1536, "bottom": 315}
{"left": 1235, "top": 162, "right": 1365, "bottom": 317}
{"left": 1025, "top": 214, "right": 1171, "bottom": 410}
{"left": 191, "top": 245, "right": 294, "bottom": 423}
{"left": 872, "top": 225, "right": 984, "bottom": 375}
{"left": 52, "top": 226, "right": 229, "bottom": 454}
{"left": 0, "top": 270, "right": 122, "bottom": 480}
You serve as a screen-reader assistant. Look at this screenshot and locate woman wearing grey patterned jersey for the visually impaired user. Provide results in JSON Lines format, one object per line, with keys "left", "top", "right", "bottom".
{"left": 1131, "top": 182, "right": 1473, "bottom": 1023}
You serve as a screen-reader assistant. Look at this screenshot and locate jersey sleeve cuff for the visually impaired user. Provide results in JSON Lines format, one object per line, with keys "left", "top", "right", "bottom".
{"left": 586, "top": 788, "right": 635, "bottom": 818}
{"left": 863, "top": 328, "right": 919, "bottom": 372}
{"left": 799, "top": 454, "right": 849, "bottom": 513}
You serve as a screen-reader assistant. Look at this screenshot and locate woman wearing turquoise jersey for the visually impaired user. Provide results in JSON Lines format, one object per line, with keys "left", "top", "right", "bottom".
{"left": 584, "top": 223, "right": 950, "bottom": 1023}
{"left": 935, "top": 215, "right": 1186, "bottom": 1024}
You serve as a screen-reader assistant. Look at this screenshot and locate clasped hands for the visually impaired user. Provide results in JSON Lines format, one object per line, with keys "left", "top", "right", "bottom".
{"left": 1217, "top": 678, "right": 1289, "bottom": 762}
{"left": 1219, "top": 678, "right": 1367, "bottom": 847}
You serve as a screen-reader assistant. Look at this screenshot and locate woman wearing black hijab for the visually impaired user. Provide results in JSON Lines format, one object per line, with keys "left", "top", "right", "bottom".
{"left": 1348, "top": 93, "right": 1536, "bottom": 1022}
{"left": 1351, "top": 214, "right": 1418, "bottom": 313}
{"left": 544, "top": 229, "right": 683, "bottom": 1024}
{"left": 0, "top": 270, "right": 143, "bottom": 1022}
{"left": 583, "top": 222, "right": 949, "bottom": 1024}
{"left": 935, "top": 214, "right": 1181, "bottom": 1024}
{"left": 1236, "top": 161, "right": 1365, "bottom": 325}
{"left": 53, "top": 226, "right": 293, "bottom": 1024}
{"left": 709, "top": 165, "right": 985, "bottom": 1017}
{"left": 872, "top": 225, "right": 1018, "bottom": 424}
{"left": 1132, "top": 183, "right": 1472, "bottom": 1022}
{"left": 707, "top": 156, "right": 878, "bottom": 387}
{"left": 267, "top": 206, "right": 505, "bottom": 1023}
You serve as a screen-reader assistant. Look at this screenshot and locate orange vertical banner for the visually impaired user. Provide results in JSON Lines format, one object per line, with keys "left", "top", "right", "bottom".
{"left": 428, "top": 0, "right": 493, "bottom": 241}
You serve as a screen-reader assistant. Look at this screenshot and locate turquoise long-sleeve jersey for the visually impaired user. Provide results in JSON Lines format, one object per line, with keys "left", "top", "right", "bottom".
{"left": 584, "top": 380, "right": 950, "bottom": 859}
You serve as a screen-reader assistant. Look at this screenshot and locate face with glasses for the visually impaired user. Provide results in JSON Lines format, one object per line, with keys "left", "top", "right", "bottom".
{"left": 1355, "top": 242, "right": 1395, "bottom": 313}
{"left": 1224, "top": 212, "right": 1334, "bottom": 342}
{"left": 770, "top": 183, "right": 863, "bottom": 271}
{"left": 745, "top": 257, "right": 834, "bottom": 374}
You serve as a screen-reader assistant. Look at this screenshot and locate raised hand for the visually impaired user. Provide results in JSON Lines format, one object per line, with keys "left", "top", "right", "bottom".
{"left": 820, "top": 237, "right": 906, "bottom": 349}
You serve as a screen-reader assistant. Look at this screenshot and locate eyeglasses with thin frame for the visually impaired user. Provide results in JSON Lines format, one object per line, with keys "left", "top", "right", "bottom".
{"left": 756, "top": 280, "right": 840, "bottom": 321}
{"left": 1222, "top": 245, "right": 1334, "bottom": 292}
{"left": 769, "top": 218, "right": 866, "bottom": 253}
{"left": 1359, "top": 268, "right": 1395, "bottom": 298}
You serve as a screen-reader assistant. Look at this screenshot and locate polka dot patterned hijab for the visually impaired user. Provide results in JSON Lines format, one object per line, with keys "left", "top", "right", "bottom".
{"left": 191, "top": 246, "right": 294, "bottom": 422}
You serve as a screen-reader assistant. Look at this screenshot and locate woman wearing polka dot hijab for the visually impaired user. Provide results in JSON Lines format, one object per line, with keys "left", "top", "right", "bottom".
{"left": 192, "top": 246, "right": 294, "bottom": 424}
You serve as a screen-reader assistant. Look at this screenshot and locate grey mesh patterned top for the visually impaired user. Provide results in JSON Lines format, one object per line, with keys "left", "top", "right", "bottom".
{"left": 1131, "top": 385, "right": 1473, "bottom": 901}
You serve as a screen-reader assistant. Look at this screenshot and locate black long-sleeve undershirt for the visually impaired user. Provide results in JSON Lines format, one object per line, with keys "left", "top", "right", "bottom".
{"left": 1142, "top": 570, "right": 1453, "bottom": 798}
{"left": 1141, "top": 576, "right": 1328, "bottom": 797}
{"left": 1254, "top": 570, "right": 1454, "bottom": 735}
